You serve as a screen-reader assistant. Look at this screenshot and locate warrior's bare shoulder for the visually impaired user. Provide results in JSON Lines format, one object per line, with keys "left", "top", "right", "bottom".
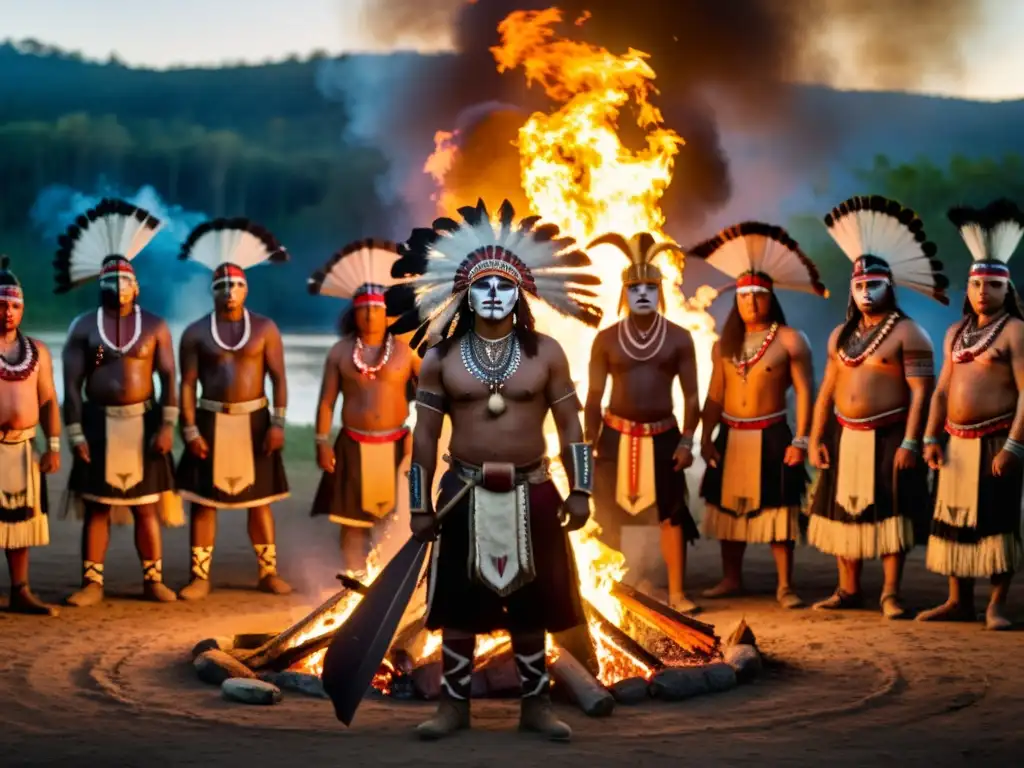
{"left": 941, "top": 319, "right": 963, "bottom": 353}
{"left": 664, "top": 317, "right": 695, "bottom": 344}
{"left": 777, "top": 325, "right": 811, "bottom": 358}
{"left": 1003, "top": 316, "right": 1024, "bottom": 352}
{"left": 326, "top": 337, "right": 351, "bottom": 364}
{"left": 418, "top": 346, "right": 445, "bottom": 391}
{"left": 535, "top": 332, "right": 571, "bottom": 363}
{"left": 894, "top": 316, "right": 933, "bottom": 353}
{"left": 248, "top": 311, "right": 281, "bottom": 339}
{"left": 139, "top": 307, "right": 170, "bottom": 335}
{"left": 66, "top": 310, "right": 94, "bottom": 341}
{"left": 180, "top": 315, "right": 209, "bottom": 342}
{"left": 26, "top": 337, "right": 52, "bottom": 363}
{"left": 591, "top": 322, "right": 619, "bottom": 350}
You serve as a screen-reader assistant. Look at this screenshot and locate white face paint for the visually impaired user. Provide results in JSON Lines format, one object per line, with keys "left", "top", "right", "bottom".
{"left": 469, "top": 276, "right": 519, "bottom": 321}
{"left": 626, "top": 282, "right": 659, "bottom": 316}
{"left": 851, "top": 278, "right": 890, "bottom": 315}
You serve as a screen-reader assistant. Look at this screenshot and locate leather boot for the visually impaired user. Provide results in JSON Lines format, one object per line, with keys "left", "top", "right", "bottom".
{"left": 513, "top": 633, "right": 571, "bottom": 741}
{"left": 415, "top": 633, "right": 474, "bottom": 740}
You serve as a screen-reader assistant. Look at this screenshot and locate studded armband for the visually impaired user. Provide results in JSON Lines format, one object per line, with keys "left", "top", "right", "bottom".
{"left": 562, "top": 442, "right": 593, "bottom": 496}
{"left": 408, "top": 462, "right": 433, "bottom": 515}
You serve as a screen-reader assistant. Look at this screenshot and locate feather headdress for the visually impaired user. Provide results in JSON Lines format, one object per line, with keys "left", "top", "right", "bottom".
{"left": 54, "top": 198, "right": 162, "bottom": 294}
{"left": 947, "top": 199, "right": 1024, "bottom": 280}
{"left": 823, "top": 195, "right": 949, "bottom": 305}
{"left": 687, "top": 221, "right": 828, "bottom": 298}
{"left": 0, "top": 255, "right": 23, "bottom": 305}
{"left": 389, "top": 198, "right": 602, "bottom": 355}
{"left": 586, "top": 231, "right": 682, "bottom": 314}
{"left": 179, "top": 218, "right": 288, "bottom": 287}
{"left": 308, "top": 239, "right": 401, "bottom": 308}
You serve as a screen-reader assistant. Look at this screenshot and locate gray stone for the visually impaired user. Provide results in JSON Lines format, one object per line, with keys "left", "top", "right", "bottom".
{"left": 610, "top": 676, "right": 650, "bottom": 704}
{"left": 724, "top": 618, "right": 757, "bottom": 648}
{"left": 259, "top": 671, "right": 328, "bottom": 699}
{"left": 191, "top": 636, "right": 233, "bottom": 660}
{"left": 723, "top": 644, "right": 763, "bottom": 683}
{"left": 221, "top": 678, "right": 282, "bottom": 705}
{"left": 194, "top": 648, "right": 258, "bottom": 686}
{"left": 703, "top": 661, "right": 739, "bottom": 692}
{"left": 648, "top": 666, "right": 710, "bottom": 701}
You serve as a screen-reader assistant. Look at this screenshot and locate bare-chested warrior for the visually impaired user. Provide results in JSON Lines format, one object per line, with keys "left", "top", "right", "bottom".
{"left": 56, "top": 199, "right": 181, "bottom": 606}
{"left": 0, "top": 257, "right": 60, "bottom": 615}
{"left": 391, "top": 199, "right": 601, "bottom": 741}
{"left": 308, "top": 241, "right": 419, "bottom": 575}
{"left": 807, "top": 195, "right": 947, "bottom": 618}
{"left": 175, "top": 219, "right": 292, "bottom": 598}
{"left": 919, "top": 200, "right": 1024, "bottom": 630}
{"left": 690, "top": 223, "right": 826, "bottom": 608}
{"left": 584, "top": 232, "right": 700, "bottom": 614}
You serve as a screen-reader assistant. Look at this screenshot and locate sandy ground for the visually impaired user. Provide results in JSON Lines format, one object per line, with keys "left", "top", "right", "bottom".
{"left": 2, "top": 462, "right": 1023, "bottom": 768}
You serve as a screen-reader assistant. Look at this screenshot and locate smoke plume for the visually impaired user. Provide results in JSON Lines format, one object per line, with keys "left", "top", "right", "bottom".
{"left": 358, "top": 0, "right": 985, "bottom": 228}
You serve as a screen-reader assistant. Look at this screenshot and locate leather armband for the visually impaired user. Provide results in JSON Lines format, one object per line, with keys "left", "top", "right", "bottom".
{"left": 67, "top": 423, "right": 85, "bottom": 447}
{"left": 162, "top": 406, "right": 179, "bottom": 426}
{"left": 903, "top": 351, "right": 934, "bottom": 378}
{"left": 562, "top": 443, "right": 593, "bottom": 496}
{"left": 272, "top": 407, "right": 286, "bottom": 428}
{"left": 415, "top": 389, "right": 447, "bottom": 415}
{"left": 408, "top": 462, "right": 432, "bottom": 515}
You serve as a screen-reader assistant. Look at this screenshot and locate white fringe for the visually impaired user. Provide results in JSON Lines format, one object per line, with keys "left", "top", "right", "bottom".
{"left": 702, "top": 503, "right": 800, "bottom": 543}
{"left": 64, "top": 491, "right": 185, "bottom": 527}
{"left": 925, "top": 534, "right": 1024, "bottom": 578}
{"left": 807, "top": 514, "right": 913, "bottom": 559}
{"left": 0, "top": 513, "right": 50, "bottom": 549}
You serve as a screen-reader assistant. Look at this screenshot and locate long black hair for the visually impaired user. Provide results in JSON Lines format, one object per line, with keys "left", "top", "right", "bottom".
{"left": 719, "top": 291, "right": 788, "bottom": 359}
{"left": 433, "top": 292, "right": 540, "bottom": 359}
{"left": 836, "top": 286, "right": 903, "bottom": 349}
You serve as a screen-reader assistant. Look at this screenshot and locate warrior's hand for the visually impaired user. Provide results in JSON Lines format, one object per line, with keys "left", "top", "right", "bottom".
{"left": 72, "top": 441, "right": 91, "bottom": 464}
{"left": 410, "top": 513, "right": 437, "bottom": 542}
{"left": 187, "top": 434, "right": 210, "bottom": 459}
{"left": 992, "top": 448, "right": 1019, "bottom": 477}
{"left": 264, "top": 425, "right": 285, "bottom": 455}
{"left": 39, "top": 450, "right": 61, "bottom": 474}
{"left": 152, "top": 424, "right": 174, "bottom": 455}
{"left": 894, "top": 446, "right": 917, "bottom": 471}
{"left": 561, "top": 491, "right": 591, "bottom": 532}
{"left": 672, "top": 445, "right": 694, "bottom": 471}
{"left": 317, "top": 442, "right": 336, "bottom": 473}
{"left": 923, "top": 443, "right": 944, "bottom": 470}
{"left": 809, "top": 441, "right": 830, "bottom": 470}
{"left": 701, "top": 441, "right": 720, "bottom": 469}
{"left": 783, "top": 445, "right": 806, "bottom": 467}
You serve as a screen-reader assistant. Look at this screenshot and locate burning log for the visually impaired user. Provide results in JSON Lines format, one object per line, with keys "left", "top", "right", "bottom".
{"left": 611, "top": 582, "right": 719, "bottom": 656}
{"left": 582, "top": 600, "right": 663, "bottom": 674}
{"left": 237, "top": 586, "right": 359, "bottom": 670}
{"left": 549, "top": 644, "right": 615, "bottom": 717}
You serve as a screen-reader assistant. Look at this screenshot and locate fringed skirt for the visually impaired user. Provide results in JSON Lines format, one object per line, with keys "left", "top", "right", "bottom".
{"left": 0, "top": 428, "right": 49, "bottom": 549}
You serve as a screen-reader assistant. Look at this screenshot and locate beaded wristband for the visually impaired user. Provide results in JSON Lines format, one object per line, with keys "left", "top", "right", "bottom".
{"left": 677, "top": 434, "right": 694, "bottom": 452}
{"left": 48, "top": 436, "right": 60, "bottom": 453}
{"left": 923, "top": 435, "right": 941, "bottom": 446}
{"left": 272, "top": 407, "right": 286, "bottom": 428}
{"left": 315, "top": 433, "right": 330, "bottom": 445}
{"left": 162, "top": 406, "right": 180, "bottom": 426}
{"left": 67, "top": 423, "right": 85, "bottom": 447}
{"left": 900, "top": 438, "right": 920, "bottom": 453}
{"left": 1004, "top": 438, "right": 1024, "bottom": 460}
{"left": 790, "top": 436, "right": 809, "bottom": 450}
{"left": 182, "top": 425, "right": 201, "bottom": 443}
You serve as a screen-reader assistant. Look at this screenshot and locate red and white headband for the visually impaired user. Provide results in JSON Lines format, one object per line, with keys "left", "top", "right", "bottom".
{"left": 0, "top": 285, "right": 23, "bottom": 305}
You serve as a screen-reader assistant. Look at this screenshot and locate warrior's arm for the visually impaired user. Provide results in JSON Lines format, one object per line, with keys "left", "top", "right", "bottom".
{"left": 1006, "top": 322, "right": 1024, "bottom": 443}
{"left": 547, "top": 339, "right": 592, "bottom": 497}
{"left": 264, "top": 322, "right": 288, "bottom": 411}
{"left": 61, "top": 317, "right": 88, "bottom": 427}
{"left": 315, "top": 343, "right": 342, "bottom": 440}
{"left": 677, "top": 329, "right": 700, "bottom": 440}
{"left": 701, "top": 342, "right": 725, "bottom": 443}
{"left": 786, "top": 330, "right": 815, "bottom": 441}
{"left": 583, "top": 333, "right": 608, "bottom": 444}
{"left": 178, "top": 328, "right": 200, "bottom": 433}
{"left": 809, "top": 330, "right": 840, "bottom": 445}
{"left": 409, "top": 349, "right": 445, "bottom": 515}
{"left": 901, "top": 322, "right": 935, "bottom": 445}
{"left": 153, "top": 320, "right": 178, "bottom": 408}
{"left": 35, "top": 342, "right": 60, "bottom": 440}
{"left": 923, "top": 326, "right": 957, "bottom": 441}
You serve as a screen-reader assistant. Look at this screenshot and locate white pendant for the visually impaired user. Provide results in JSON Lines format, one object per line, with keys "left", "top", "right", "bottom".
{"left": 487, "top": 392, "right": 506, "bottom": 416}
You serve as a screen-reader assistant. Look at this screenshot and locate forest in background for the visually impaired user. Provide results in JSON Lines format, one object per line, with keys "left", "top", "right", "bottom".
{"left": 1, "top": 40, "right": 1022, "bottom": 333}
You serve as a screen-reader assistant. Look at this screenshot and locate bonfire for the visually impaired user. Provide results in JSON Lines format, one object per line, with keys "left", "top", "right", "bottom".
{"left": 194, "top": 8, "right": 732, "bottom": 714}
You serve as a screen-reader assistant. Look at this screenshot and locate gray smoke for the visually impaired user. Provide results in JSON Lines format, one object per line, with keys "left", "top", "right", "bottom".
{"left": 353, "top": 0, "right": 985, "bottom": 229}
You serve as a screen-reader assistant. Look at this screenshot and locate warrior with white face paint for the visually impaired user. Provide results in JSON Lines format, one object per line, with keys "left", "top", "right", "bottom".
{"left": 176, "top": 219, "right": 293, "bottom": 601}
{"left": 807, "top": 196, "right": 947, "bottom": 620}
{"left": 919, "top": 200, "right": 1024, "bottom": 631}
{"left": 468, "top": 275, "right": 519, "bottom": 321}
{"left": 584, "top": 231, "right": 701, "bottom": 615}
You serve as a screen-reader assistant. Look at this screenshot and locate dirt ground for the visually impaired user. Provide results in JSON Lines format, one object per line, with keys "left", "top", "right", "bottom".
{"left": 2, "top": 463, "right": 1022, "bottom": 768}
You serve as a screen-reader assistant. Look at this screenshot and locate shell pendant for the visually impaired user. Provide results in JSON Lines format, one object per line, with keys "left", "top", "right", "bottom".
{"left": 487, "top": 390, "right": 506, "bottom": 416}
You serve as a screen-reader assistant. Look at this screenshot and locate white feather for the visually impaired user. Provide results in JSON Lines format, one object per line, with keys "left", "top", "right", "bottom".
{"left": 65, "top": 208, "right": 162, "bottom": 283}
{"left": 185, "top": 227, "right": 279, "bottom": 271}
{"left": 988, "top": 220, "right": 1024, "bottom": 264}
{"left": 316, "top": 242, "right": 401, "bottom": 299}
